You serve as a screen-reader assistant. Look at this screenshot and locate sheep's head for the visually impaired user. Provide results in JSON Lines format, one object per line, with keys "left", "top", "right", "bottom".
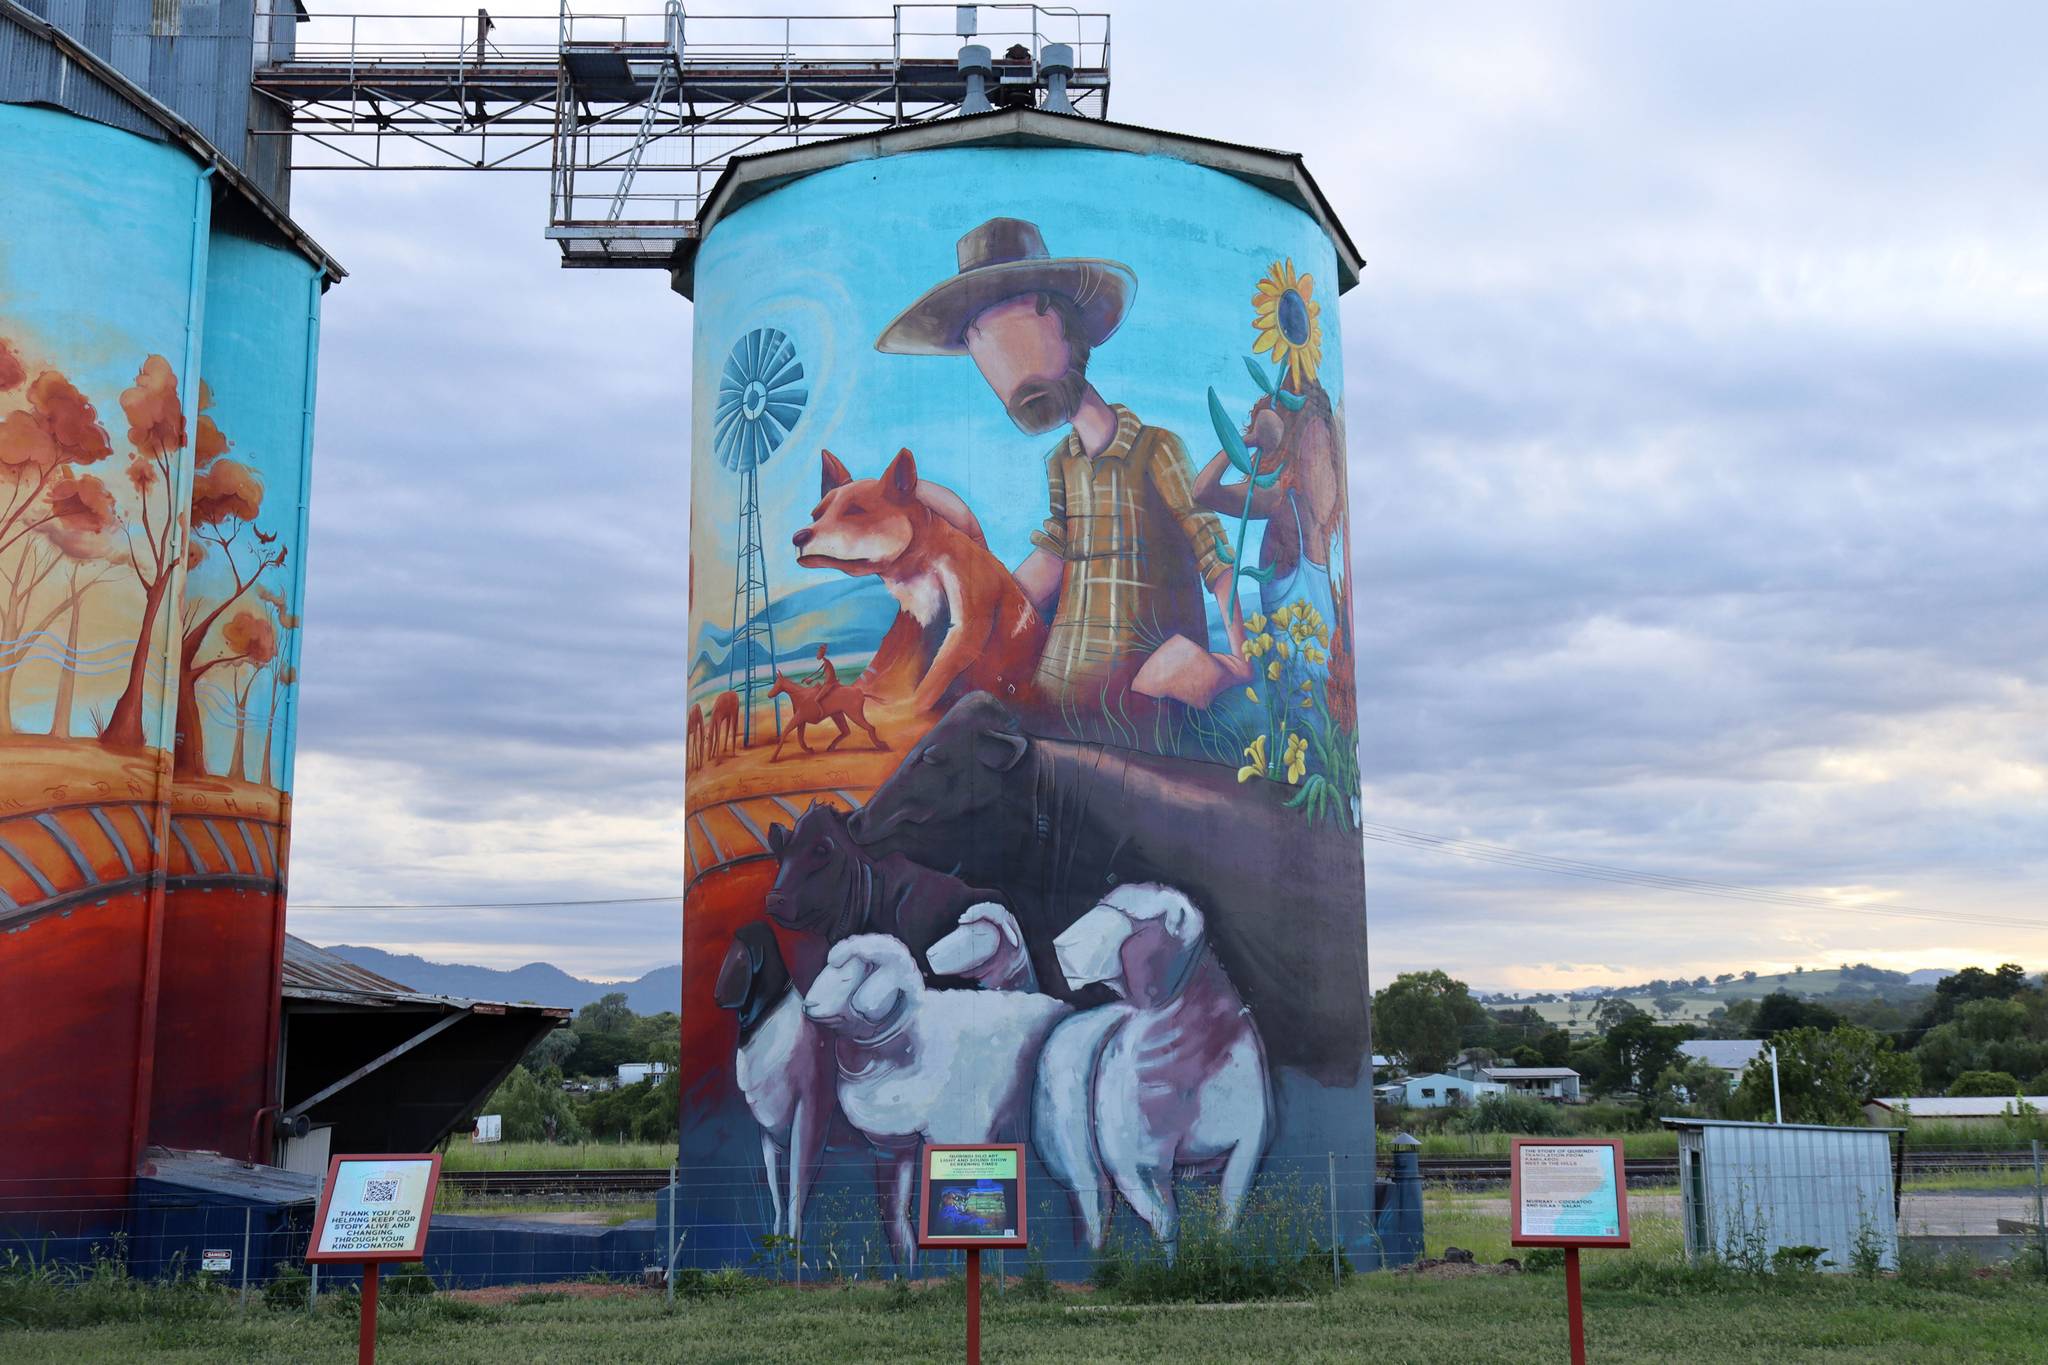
{"left": 1053, "top": 882, "right": 1206, "bottom": 1006}
{"left": 926, "top": 902, "right": 1031, "bottom": 989}
{"left": 802, "top": 933, "right": 922, "bottom": 1042}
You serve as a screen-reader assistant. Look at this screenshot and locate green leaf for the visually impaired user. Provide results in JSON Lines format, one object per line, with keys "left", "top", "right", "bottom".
{"left": 1208, "top": 388, "right": 1256, "bottom": 475}
{"left": 1252, "top": 464, "right": 1285, "bottom": 488}
{"left": 1238, "top": 562, "right": 1276, "bottom": 583}
{"left": 1211, "top": 538, "right": 1236, "bottom": 565}
{"left": 1243, "top": 356, "right": 1275, "bottom": 395}
{"left": 1276, "top": 388, "right": 1307, "bottom": 412}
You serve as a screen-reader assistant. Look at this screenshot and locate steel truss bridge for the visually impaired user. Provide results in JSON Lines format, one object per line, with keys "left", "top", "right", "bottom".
{"left": 253, "top": 3, "right": 1112, "bottom": 268}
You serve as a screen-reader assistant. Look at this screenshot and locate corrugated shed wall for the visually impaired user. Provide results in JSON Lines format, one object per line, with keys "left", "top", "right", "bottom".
{"left": 1684, "top": 1125, "right": 1898, "bottom": 1272}
{"left": 0, "top": 6, "right": 172, "bottom": 144}
{"left": 3, "top": 0, "right": 291, "bottom": 205}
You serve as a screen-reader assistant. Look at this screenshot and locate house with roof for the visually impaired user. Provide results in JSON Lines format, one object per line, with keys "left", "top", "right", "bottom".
{"left": 1481, "top": 1066, "right": 1582, "bottom": 1101}
{"left": 1376, "top": 1072, "right": 1507, "bottom": 1109}
{"left": 1678, "top": 1039, "right": 1766, "bottom": 1077}
{"left": 1863, "top": 1096, "right": 2047, "bottom": 1128}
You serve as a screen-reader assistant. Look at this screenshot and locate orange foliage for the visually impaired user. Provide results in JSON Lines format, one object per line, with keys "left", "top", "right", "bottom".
{"left": 27, "top": 371, "right": 111, "bottom": 464}
{"left": 120, "top": 354, "right": 185, "bottom": 455}
{"left": 45, "top": 471, "right": 117, "bottom": 532}
{"left": 190, "top": 458, "right": 263, "bottom": 526}
{"left": 221, "top": 608, "right": 278, "bottom": 667}
{"left": 0, "top": 337, "right": 25, "bottom": 391}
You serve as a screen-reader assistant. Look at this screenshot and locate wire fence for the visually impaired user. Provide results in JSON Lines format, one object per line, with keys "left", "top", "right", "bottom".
{"left": 5, "top": 1140, "right": 2042, "bottom": 1298}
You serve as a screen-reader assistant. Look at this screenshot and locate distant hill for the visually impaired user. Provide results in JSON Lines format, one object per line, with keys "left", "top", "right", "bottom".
{"left": 323, "top": 945, "right": 682, "bottom": 1016}
{"left": 1478, "top": 965, "right": 1953, "bottom": 1035}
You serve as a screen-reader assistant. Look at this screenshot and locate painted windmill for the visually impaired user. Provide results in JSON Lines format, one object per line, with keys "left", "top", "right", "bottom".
{"left": 713, "top": 326, "right": 807, "bottom": 745}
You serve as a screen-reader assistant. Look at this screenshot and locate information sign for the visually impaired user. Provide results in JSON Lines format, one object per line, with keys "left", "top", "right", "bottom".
{"left": 305, "top": 1153, "right": 442, "bottom": 1264}
{"left": 1509, "top": 1139, "right": 1630, "bottom": 1247}
{"left": 917, "top": 1144, "right": 1027, "bottom": 1249}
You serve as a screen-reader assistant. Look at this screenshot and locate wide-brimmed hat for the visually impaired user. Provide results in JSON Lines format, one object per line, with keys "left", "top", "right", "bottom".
{"left": 875, "top": 217, "right": 1135, "bottom": 356}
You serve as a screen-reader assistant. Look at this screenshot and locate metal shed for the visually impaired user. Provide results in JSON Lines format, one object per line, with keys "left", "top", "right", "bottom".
{"left": 1663, "top": 1118, "right": 1902, "bottom": 1272}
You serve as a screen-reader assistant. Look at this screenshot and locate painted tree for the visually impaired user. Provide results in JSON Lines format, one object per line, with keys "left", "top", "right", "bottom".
{"left": 175, "top": 430, "right": 284, "bottom": 776}
{"left": 252, "top": 581, "right": 300, "bottom": 787}
{"left": 217, "top": 608, "right": 279, "bottom": 780}
{"left": 35, "top": 474, "right": 121, "bottom": 738}
{"left": 0, "top": 345, "right": 114, "bottom": 733}
{"left": 102, "top": 355, "right": 190, "bottom": 751}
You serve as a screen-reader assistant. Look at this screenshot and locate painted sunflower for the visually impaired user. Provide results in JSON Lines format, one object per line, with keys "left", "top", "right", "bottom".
{"left": 1252, "top": 258, "right": 1323, "bottom": 389}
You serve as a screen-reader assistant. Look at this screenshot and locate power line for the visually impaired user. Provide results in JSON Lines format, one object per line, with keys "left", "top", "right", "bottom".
{"left": 1358, "top": 820, "right": 2047, "bottom": 933}
{"left": 292, "top": 893, "right": 679, "bottom": 910}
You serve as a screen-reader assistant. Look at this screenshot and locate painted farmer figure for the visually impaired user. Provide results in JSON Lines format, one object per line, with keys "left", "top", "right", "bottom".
{"left": 877, "top": 218, "right": 1248, "bottom": 708}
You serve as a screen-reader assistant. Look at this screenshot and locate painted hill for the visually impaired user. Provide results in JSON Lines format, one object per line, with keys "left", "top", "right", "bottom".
{"left": 323, "top": 945, "right": 682, "bottom": 1016}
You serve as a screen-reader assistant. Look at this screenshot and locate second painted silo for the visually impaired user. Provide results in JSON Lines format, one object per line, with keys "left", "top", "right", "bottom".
{"left": 678, "top": 113, "right": 1371, "bottom": 1271}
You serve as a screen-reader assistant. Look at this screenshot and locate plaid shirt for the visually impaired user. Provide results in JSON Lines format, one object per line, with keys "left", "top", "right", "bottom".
{"left": 1029, "top": 405, "right": 1229, "bottom": 697}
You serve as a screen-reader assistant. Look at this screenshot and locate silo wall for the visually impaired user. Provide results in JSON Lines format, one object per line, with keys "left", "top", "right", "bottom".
{"left": 0, "top": 103, "right": 212, "bottom": 1189}
{"left": 152, "top": 230, "right": 320, "bottom": 1158}
{"left": 682, "top": 144, "right": 1371, "bottom": 1272}
{"left": 0, "top": 103, "right": 323, "bottom": 1188}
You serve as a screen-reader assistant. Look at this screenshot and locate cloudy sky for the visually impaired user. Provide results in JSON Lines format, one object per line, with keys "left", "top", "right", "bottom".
{"left": 280, "top": 1, "right": 2047, "bottom": 990}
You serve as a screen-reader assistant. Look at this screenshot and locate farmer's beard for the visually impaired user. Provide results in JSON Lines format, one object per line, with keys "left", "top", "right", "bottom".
{"left": 1004, "top": 367, "right": 1089, "bottom": 436}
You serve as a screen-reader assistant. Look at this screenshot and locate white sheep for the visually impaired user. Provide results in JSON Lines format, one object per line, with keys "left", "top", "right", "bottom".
{"left": 925, "top": 902, "right": 1037, "bottom": 991}
{"left": 802, "top": 933, "right": 1068, "bottom": 1266}
{"left": 1033, "top": 883, "right": 1272, "bottom": 1255}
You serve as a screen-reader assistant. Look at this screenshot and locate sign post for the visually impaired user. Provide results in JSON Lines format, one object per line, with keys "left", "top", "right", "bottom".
{"left": 1509, "top": 1139, "right": 1630, "bottom": 1365}
{"left": 917, "top": 1143, "right": 1028, "bottom": 1365}
{"left": 304, "top": 1153, "right": 442, "bottom": 1365}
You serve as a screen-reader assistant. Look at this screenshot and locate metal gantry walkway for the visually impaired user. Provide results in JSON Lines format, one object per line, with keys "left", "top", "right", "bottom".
{"left": 252, "top": 3, "right": 1112, "bottom": 268}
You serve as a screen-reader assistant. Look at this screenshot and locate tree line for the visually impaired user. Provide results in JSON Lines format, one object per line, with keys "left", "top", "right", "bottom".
{"left": 1374, "top": 962, "right": 2048, "bottom": 1127}
{"left": 477, "top": 992, "right": 681, "bottom": 1144}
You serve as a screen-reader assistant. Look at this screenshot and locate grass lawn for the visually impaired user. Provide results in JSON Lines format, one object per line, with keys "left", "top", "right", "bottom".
{"left": 4, "top": 1266, "right": 2045, "bottom": 1363}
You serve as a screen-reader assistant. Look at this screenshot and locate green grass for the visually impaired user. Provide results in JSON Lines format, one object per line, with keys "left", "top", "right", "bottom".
{"left": 438, "top": 1141, "right": 675, "bottom": 1172}
{"left": 1396, "top": 1130, "right": 1683, "bottom": 1159}
{"left": 428, "top": 1190, "right": 657, "bottom": 1224}
{"left": 4, "top": 1262, "right": 2046, "bottom": 1362}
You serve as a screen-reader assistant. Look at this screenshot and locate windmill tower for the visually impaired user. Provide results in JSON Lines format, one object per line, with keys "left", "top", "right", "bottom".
{"left": 713, "top": 327, "right": 807, "bottom": 745}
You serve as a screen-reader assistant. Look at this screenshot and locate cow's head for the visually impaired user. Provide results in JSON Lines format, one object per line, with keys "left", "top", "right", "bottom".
{"left": 1053, "top": 882, "right": 1206, "bottom": 1007}
{"left": 764, "top": 803, "right": 865, "bottom": 937}
{"left": 801, "top": 934, "right": 922, "bottom": 1044}
{"left": 848, "top": 692, "right": 1030, "bottom": 861}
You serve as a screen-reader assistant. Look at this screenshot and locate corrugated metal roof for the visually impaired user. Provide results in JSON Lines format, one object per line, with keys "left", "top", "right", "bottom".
{"left": 1483, "top": 1067, "right": 1580, "bottom": 1080}
{"left": 1, "top": 1, "right": 343, "bottom": 282}
{"left": 673, "top": 107, "right": 1364, "bottom": 300}
{"left": 282, "top": 933, "right": 417, "bottom": 997}
{"left": 1678, "top": 1039, "right": 1767, "bottom": 1071}
{"left": 1867, "top": 1096, "right": 2048, "bottom": 1118}
{"left": 281, "top": 934, "right": 571, "bottom": 1018}
{"left": 137, "top": 1146, "right": 321, "bottom": 1201}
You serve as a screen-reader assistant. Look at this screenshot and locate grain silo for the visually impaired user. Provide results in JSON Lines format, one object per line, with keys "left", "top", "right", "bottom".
{"left": 677, "top": 108, "right": 1375, "bottom": 1272}
{"left": 0, "top": 2, "right": 339, "bottom": 1193}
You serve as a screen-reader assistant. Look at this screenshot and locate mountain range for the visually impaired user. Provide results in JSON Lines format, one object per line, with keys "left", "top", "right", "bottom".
{"left": 323, "top": 944, "right": 681, "bottom": 1015}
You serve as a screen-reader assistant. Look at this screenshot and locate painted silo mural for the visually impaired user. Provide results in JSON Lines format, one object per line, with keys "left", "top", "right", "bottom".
{"left": 0, "top": 103, "right": 320, "bottom": 1181}
{"left": 682, "top": 144, "right": 1370, "bottom": 1269}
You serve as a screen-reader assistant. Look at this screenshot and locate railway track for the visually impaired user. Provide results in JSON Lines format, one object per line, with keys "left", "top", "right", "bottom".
{"left": 443, "top": 1149, "right": 2039, "bottom": 1199}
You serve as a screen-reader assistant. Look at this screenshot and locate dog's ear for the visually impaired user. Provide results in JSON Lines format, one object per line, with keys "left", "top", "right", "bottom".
{"left": 820, "top": 449, "right": 852, "bottom": 494}
{"left": 975, "top": 727, "right": 1029, "bottom": 772}
{"left": 882, "top": 448, "right": 918, "bottom": 503}
{"left": 767, "top": 822, "right": 788, "bottom": 856}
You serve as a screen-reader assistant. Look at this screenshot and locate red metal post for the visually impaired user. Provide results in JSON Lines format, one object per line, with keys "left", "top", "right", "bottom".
{"left": 1564, "top": 1245, "right": 1586, "bottom": 1365}
{"left": 359, "top": 1261, "right": 379, "bottom": 1365}
{"left": 965, "top": 1247, "right": 981, "bottom": 1365}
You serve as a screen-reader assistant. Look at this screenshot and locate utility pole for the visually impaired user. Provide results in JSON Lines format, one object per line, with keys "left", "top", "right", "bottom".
{"left": 1768, "top": 1044, "right": 1783, "bottom": 1124}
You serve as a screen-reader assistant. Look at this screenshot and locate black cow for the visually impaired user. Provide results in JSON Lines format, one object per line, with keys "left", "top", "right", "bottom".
{"left": 847, "top": 692, "right": 1372, "bottom": 1087}
{"left": 763, "top": 802, "right": 1005, "bottom": 989}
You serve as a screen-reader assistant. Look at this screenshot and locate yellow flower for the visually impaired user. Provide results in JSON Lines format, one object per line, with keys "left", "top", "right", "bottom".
{"left": 1301, "top": 696, "right": 1314, "bottom": 709}
{"left": 1305, "top": 645, "right": 1326, "bottom": 665}
{"left": 1300, "top": 679, "right": 1314, "bottom": 693}
{"left": 1276, "top": 639, "right": 1291, "bottom": 660}
{"left": 1271, "top": 603, "right": 1292, "bottom": 626}
{"left": 1244, "top": 611, "right": 1267, "bottom": 634}
{"left": 1236, "top": 734, "right": 1268, "bottom": 783}
{"left": 1317, "top": 624, "right": 1331, "bottom": 649}
{"left": 1253, "top": 259, "right": 1324, "bottom": 391}
{"left": 1266, "top": 660, "right": 1282, "bottom": 681}
{"left": 1245, "top": 687, "right": 1259, "bottom": 703}
{"left": 1282, "top": 733, "right": 1308, "bottom": 783}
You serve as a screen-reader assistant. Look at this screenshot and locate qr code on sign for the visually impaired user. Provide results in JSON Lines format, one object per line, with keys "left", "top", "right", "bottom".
{"left": 364, "top": 1180, "right": 398, "bottom": 1203}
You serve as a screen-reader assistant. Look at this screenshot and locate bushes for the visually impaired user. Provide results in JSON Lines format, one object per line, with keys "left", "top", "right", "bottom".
{"left": 1089, "top": 1181, "right": 1342, "bottom": 1303}
{"left": 1457, "top": 1094, "right": 1565, "bottom": 1136}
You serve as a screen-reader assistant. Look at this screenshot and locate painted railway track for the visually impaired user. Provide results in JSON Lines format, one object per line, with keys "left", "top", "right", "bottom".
{"left": 444, "top": 1150, "right": 2039, "bottom": 1198}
